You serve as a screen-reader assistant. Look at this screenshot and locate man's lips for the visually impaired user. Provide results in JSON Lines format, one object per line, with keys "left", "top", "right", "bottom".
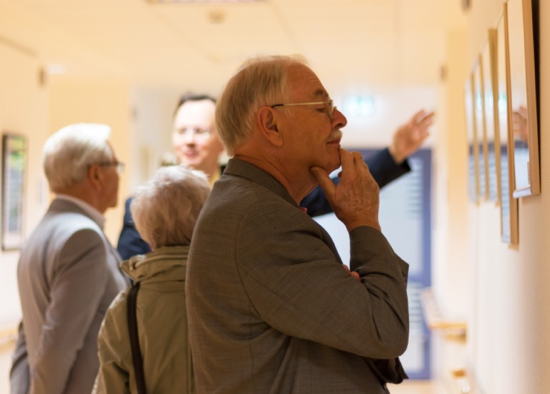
{"left": 327, "top": 131, "right": 342, "bottom": 144}
{"left": 182, "top": 150, "right": 199, "bottom": 157}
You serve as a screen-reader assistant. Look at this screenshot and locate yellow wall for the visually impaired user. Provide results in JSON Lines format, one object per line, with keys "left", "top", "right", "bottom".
{"left": 0, "top": 37, "right": 49, "bottom": 326}
{"left": 0, "top": 18, "right": 131, "bottom": 329}
{"left": 48, "top": 76, "right": 131, "bottom": 243}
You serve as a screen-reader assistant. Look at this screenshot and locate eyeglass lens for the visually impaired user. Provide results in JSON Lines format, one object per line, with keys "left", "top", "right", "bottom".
{"left": 328, "top": 100, "right": 336, "bottom": 119}
{"left": 178, "top": 127, "right": 210, "bottom": 138}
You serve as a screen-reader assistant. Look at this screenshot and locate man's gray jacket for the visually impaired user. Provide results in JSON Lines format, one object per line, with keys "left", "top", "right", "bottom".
{"left": 186, "top": 158, "right": 409, "bottom": 393}
{"left": 15, "top": 198, "right": 127, "bottom": 394}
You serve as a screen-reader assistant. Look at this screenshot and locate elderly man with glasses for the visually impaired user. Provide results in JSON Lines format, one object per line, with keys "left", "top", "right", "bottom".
{"left": 10, "top": 124, "right": 128, "bottom": 394}
{"left": 186, "top": 55, "right": 410, "bottom": 393}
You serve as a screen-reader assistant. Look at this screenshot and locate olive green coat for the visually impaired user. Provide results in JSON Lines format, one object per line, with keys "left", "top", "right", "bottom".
{"left": 93, "top": 246, "right": 193, "bottom": 394}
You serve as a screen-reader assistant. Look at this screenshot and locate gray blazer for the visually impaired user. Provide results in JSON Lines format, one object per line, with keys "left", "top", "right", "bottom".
{"left": 186, "top": 159, "right": 410, "bottom": 394}
{"left": 14, "top": 198, "right": 127, "bottom": 394}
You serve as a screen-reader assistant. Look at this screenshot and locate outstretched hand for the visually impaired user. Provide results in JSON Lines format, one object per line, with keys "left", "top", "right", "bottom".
{"left": 512, "top": 105, "right": 529, "bottom": 142}
{"left": 389, "top": 109, "right": 434, "bottom": 164}
{"left": 310, "top": 149, "right": 380, "bottom": 232}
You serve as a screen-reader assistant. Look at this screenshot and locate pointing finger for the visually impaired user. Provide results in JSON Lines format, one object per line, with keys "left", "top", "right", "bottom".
{"left": 310, "top": 166, "right": 336, "bottom": 202}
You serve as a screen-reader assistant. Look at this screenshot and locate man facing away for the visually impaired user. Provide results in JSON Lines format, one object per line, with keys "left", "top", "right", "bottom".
{"left": 117, "top": 92, "right": 433, "bottom": 259}
{"left": 186, "top": 55, "right": 410, "bottom": 393}
{"left": 12, "top": 124, "right": 128, "bottom": 394}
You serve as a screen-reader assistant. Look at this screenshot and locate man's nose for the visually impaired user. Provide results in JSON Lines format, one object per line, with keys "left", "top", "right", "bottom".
{"left": 332, "top": 107, "right": 347, "bottom": 129}
{"left": 183, "top": 129, "right": 196, "bottom": 144}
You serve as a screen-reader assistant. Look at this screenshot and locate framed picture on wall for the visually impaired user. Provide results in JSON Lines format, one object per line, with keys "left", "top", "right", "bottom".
{"left": 473, "top": 57, "right": 488, "bottom": 201}
{"left": 481, "top": 40, "right": 498, "bottom": 203}
{"left": 506, "top": 0, "right": 540, "bottom": 197}
{"left": 464, "top": 74, "right": 479, "bottom": 204}
{"left": 1, "top": 133, "right": 27, "bottom": 251}
{"left": 496, "top": 7, "right": 519, "bottom": 245}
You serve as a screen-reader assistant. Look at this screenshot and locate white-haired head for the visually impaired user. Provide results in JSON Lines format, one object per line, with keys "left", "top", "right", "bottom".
{"left": 43, "top": 123, "right": 113, "bottom": 192}
{"left": 130, "top": 165, "right": 210, "bottom": 249}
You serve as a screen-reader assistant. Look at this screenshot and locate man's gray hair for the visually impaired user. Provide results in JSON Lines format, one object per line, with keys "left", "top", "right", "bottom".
{"left": 215, "top": 55, "right": 307, "bottom": 155}
{"left": 43, "top": 123, "right": 113, "bottom": 192}
{"left": 130, "top": 165, "right": 210, "bottom": 249}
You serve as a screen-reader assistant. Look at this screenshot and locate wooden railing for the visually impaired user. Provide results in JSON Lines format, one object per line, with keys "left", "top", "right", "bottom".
{"left": 421, "top": 288, "right": 467, "bottom": 342}
{"left": 421, "top": 288, "right": 486, "bottom": 394}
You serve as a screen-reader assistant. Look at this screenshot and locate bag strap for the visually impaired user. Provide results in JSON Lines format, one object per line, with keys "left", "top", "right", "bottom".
{"left": 127, "top": 283, "right": 147, "bottom": 394}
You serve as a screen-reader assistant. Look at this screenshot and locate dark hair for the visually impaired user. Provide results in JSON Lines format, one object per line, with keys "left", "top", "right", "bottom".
{"left": 173, "top": 93, "right": 217, "bottom": 116}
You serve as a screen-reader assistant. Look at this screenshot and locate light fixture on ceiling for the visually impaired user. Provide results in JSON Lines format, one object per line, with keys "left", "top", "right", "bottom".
{"left": 146, "top": 0, "right": 266, "bottom": 4}
{"left": 341, "top": 95, "right": 376, "bottom": 118}
{"left": 461, "top": 0, "right": 471, "bottom": 12}
{"left": 46, "top": 63, "right": 67, "bottom": 75}
{"left": 208, "top": 10, "right": 226, "bottom": 24}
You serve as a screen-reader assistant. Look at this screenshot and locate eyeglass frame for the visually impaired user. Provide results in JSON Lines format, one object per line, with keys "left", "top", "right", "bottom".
{"left": 94, "top": 161, "right": 125, "bottom": 175}
{"left": 174, "top": 127, "right": 211, "bottom": 140}
{"left": 270, "top": 99, "right": 336, "bottom": 120}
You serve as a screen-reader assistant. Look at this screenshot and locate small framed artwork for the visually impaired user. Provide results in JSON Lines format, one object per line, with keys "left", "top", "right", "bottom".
{"left": 496, "top": 7, "right": 519, "bottom": 245}
{"left": 464, "top": 74, "right": 479, "bottom": 204}
{"left": 488, "top": 28, "right": 503, "bottom": 208}
{"left": 506, "top": 0, "right": 540, "bottom": 197}
{"left": 473, "top": 57, "right": 488, "bottom": 201}
{"left": 481, "top": 39, "right": 498, "bottom": 203}
{"left": 1, "top": 134, "right": 27, "bottom": 251}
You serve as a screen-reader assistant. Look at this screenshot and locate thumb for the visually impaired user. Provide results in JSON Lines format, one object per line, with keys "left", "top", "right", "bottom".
{"left": 310, "top": 166, "right": 336, "bottom": 201}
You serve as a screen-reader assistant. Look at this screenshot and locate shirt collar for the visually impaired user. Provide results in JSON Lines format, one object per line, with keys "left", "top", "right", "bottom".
{"left": 222, "top": 158, "right": 299, "bottom": 208}
{"left": 55, "top": 194, "right": 106, "bottom": 229}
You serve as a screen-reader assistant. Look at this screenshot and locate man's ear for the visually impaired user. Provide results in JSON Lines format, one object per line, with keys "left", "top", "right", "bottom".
{"left": 257, "top": 106, "right": 284, "bottom": 147}
{"left": 88, "top": 165, "right": 103, "bottom": 191}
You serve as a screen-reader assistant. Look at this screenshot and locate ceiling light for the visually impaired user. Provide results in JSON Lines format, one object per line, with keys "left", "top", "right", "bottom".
{"left": 341, "top": 95, "right": 376, "bottom": 118}
{"left": 46, "top": 64, "right": 67, "bottom": 75}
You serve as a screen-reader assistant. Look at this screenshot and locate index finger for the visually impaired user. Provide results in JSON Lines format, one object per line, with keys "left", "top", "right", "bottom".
{"left": 414, "top": 110, "right": 435, "bottom": 128}
{"left": 339, "top": 149, "right": 354, "bottom": 173}
{"left": 310, "top": 166, "right": 336, "bottom": 201}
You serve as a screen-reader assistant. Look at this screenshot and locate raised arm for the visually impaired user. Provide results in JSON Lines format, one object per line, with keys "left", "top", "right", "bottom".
{"left": 389, "top": 109, "right": 434, "bottom": 164}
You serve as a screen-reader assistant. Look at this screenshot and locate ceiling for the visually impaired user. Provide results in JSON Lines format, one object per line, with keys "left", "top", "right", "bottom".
{"left": 1, "top": 0, "right": 467, "bottom": 95}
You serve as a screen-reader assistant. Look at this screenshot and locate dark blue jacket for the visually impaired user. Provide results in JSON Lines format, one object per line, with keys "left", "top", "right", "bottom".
{"left": 116, "top": 148, "right": 410, "bottom": 260}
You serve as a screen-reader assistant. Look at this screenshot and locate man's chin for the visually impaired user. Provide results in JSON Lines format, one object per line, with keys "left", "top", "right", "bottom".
{"left": 179, "top": 158, "right": 202, "bottom": 169}
{"left": 326, "top": 156, "right": 341, "bottom": 174}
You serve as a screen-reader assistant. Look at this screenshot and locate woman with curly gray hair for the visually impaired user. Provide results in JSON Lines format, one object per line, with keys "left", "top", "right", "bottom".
{"left": 93, "top": 165, "right": 210, "bottom": 394}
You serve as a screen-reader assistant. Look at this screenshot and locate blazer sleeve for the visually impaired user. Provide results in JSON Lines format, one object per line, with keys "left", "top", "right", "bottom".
{"left": 10, "top": 321, "right": 30, "bottom": 394}
{"left": 116, "top": 197, "right": 151, "bottom": 260}
{"left": 30, "top": 229, "right": 110, "bottom": 394}
{"left": 93, "top": 292, "right": 131, "bottom": 394}
{"left": 236, "top": 202, "right": 409, "bottom": 359}
{"left": 300, "top": 148, "right": 411, "bottom": 217}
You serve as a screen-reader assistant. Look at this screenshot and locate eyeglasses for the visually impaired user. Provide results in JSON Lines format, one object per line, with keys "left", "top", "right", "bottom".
{"left": 96, "top": 161, "right": 125, "bottom": 175}
{"left": 175, "top": 127, "right": 211, "bottom": 140}
{"left": 271, "top": 99, "right": 336, "bottom": 120}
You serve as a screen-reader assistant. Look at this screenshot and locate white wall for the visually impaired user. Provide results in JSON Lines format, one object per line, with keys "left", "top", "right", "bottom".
{"left": 128, "top": 88, "right": 181, "bottom": 194}
{"left": 339, "top": 86, "right": 438, "bottom": 150}
{"left": 437, "top": 0, "right": 550, "bottom": 392}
